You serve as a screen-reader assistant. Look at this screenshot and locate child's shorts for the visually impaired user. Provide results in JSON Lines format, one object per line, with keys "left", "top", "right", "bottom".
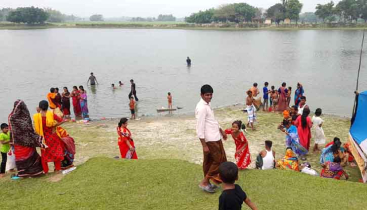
{"left": 130, "top": 109, "right": 135, "bottom": 114}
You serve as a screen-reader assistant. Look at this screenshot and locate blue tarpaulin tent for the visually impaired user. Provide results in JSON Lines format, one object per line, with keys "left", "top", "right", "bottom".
{"left": 349, "top": 91, "right": 367, "bottom": 183}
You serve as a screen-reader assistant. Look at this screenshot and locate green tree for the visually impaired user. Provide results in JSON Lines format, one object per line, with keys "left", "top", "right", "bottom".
{"left": 285, "top": 0, "right": 303, "bottom": 24}
{"left": 185, "top": 9, "right": 215, "bottom": 23}
{"left": 213, "top": 3, "right": 257, "bottom": 23}
{"left": 90, "top": 14, "right": 103, "bottom": 21}
{"left": 299, "top": 12, "right": 319, "bottom": 23}
{"left": 358, "top": 0, "right": 367, "bottom": 22}
{"left": 0, "top": 8, "right": 13, "bottom": 21}
{"left": 157, "top": 14, "right": 176, "bottom": 21}
{"left": 45, "top": 8, "right": 66, "bottom": 22}
{"left": 315, "top": 1, "right": 335, "bottom": 22}
{"left": 266, "top": 3, "right": 285, "bottom": 24}
{"left": 335, "top": 0, "right": 360, "bottom": 22}
{"left": 6, "top": 7, "right": 49, "bottom": 24}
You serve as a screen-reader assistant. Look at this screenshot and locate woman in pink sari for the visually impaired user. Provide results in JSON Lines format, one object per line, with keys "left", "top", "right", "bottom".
{"left": 294, "top": 107, "right": 312, "bottom": 151}
{"left": 277, "top": 82, "right": 289, "bottom": 112}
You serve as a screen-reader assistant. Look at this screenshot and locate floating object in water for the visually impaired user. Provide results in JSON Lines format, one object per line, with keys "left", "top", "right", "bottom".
{"left": 157, "top": 108, "right": 177, "bottom": 113}
{"left": 177, "top": 107, "right": 184, "bottom": 110}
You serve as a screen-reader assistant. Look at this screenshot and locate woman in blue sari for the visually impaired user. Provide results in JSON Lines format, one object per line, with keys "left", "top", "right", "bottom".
{"left": 320, "top": 137, "right": 343, "bottom": 164}
{"left": 79, "top": 89, "right": 89, "bottom": 119}
{"left": 280, "top": 119, "right": 308, "bottom": 157}
{"left": 294, "top": 83, "right": 304, "bottom": 106}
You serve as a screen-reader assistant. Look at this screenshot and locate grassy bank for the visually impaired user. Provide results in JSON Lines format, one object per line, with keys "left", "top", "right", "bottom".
{"left": 20, "top": 105, "right": 358, "bottom": 182}
{"left": 2, "top": 21, "right": 367, "bottom": 30}
{"left": 1, "top": 157, "right": 366, "bottom": 210}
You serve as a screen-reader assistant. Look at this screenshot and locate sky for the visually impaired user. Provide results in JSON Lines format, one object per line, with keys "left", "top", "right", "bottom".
{"left": 2, "top": 0, "right": 341, "bottom": 18}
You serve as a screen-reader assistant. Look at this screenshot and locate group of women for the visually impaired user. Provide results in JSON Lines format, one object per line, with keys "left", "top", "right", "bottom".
{"left": 50, "top": 86, "right": 89, "bottom": 119}
{"left": 7, "top": 100, "right": 75, "bottom": 178}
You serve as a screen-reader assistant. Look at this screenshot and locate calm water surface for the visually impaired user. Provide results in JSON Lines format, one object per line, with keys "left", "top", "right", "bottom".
{"left": 0, "top": 29, "right": 366, "bottom": 122}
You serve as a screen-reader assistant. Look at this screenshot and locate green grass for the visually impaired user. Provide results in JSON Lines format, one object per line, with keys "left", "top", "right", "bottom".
{"left": 1, "top": 157, "right": 366, "bottom": 210}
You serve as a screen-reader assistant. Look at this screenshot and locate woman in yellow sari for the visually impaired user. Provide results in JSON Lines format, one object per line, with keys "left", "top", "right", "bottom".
{"left": 276, "top": 147, "right": 300, "bottom": 171}
{"left": 33, "top": 101, "right": 64, "bottom": 173}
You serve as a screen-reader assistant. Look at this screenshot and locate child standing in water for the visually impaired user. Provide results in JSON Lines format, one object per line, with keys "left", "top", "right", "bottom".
{"left": 129, "top": 97, "right": 136, "bottom": 120}
{"left": 312, "top": 108, "right": 326, "bottom": 152}
{"left": 167, "top": 92, "right": 173, "bottom": 109}
{"left": 224, "top": 121, "right": 251, "bottom": 169}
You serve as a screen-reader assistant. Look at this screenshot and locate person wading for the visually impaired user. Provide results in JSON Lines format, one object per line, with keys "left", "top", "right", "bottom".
{"left": 87, "top": 72, "right": 98, "bottom": 86}
{"left": 128, "top": 79, "right": 139, "bottom": 101}
{"left": 196, "top": 84, "right": 227, "bottom": 193}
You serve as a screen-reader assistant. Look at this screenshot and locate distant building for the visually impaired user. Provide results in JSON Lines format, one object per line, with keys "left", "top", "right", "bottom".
{"left": 284, "top": 18, "right": 291, "bottom": 24}
{"left": 265, "top": 18, "right": 272, "bottom": 25}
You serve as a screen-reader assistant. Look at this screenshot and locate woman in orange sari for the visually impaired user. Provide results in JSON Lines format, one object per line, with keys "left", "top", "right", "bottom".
{"left": 224, "top": 121, "right": 251, "bottom": 169}
{"left": 33, "top": 100, "right": 64, "bottom": 173}
{"left": 117, "top": 118, "right": 137, "bottom": 159}
{"left": 276, "top": 147, "right": 300, "bottom": 171}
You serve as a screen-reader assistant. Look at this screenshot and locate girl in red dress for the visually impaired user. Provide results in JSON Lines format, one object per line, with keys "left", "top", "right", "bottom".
{"left": 224, "top": 120, "right": 251, "bottom": 169}
{"left": 117, "top": 118, "right": 138, "bottom": 159}
{"left": 33, "top": 100, "right": 64, "bottom": 173}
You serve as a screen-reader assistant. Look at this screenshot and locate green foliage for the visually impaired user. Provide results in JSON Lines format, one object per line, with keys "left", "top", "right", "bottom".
{"left": 45, "top": 8, "right": 65, "bottom": 23}
{"left": 157, "top": 14, "right": 176, "bottom": 21}
{"left": 6, "top": 7, "right": 49, "bottom": 24}
{"left": 285, "top": 0, "right": 303, "bottom": 22}
{"left": 336, "top": 0, "right": 359, "bottom": 21}
{"left": 90, "top": 14, "right": 104, "bottom": 21}
{"left": 299, "top": 12, "right": 319, "bottom": 23}
{"left": 315, "top": 1, "right": 335, "bottom": 22}
{"left": 185, "top": 9, "right": 215, "bottom": 23}
{"left": 359, "top": 0, "right": 367, "bottom": 21}
{"left": 266, "top": 3, "right": 285, "bottom": 24}
{"left": 214, "top": 3, "right": 257, "bottom": 23}
{"left": 185, "top": 3, "right": 257, "bottom": 24}
{"left": 0, "top": 8, "right": 13, "bottom": 21}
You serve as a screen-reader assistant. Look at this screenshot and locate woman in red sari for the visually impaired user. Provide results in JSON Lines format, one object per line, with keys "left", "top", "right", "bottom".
{"left": 33, "top": 100, "right": 64, "bottom": 173}
{"left": 277, "top": 82, "right": 289, "bottom": 112}
{"left": 71, "top": 86, "right": 82, "bottom": 117}
{"left": 224, "top": 120, "right": 251, "bottom": 169}
{"left": 294, "top": 107, "right": 312, "bottom": 151}
{"left": 117, "top": 118, "right": 138, "bottom": 159}
{"left": 8, "top": 100, "right": 44, "bottom": 177}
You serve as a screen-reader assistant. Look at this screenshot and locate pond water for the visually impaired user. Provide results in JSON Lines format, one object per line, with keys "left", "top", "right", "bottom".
{"left": 0, "top": 29, "right": 366, "bottom": 122}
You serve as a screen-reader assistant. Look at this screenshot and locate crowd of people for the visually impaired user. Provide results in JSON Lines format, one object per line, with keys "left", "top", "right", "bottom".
{"left": 0, "top": 100, "right": 76, "bottom": 179}
{"left": 0, "top": 73, "right": 356, "bottom": 209}
{"left": 46, "top": 86, "right": 89, "bottom": 120}
{"left": 194, "top": 83, "right": 354, "bottom": 209}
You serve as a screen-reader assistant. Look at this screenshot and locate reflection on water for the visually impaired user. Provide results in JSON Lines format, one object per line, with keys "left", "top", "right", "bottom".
{"left": 0, "top": 29, "right": 366, "bottom": 122}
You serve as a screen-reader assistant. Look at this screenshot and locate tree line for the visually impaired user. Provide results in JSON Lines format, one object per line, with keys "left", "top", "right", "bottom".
{"left": 186, "top": 0, "right": 367, "bottom": 24}
{"left": 315, "top": 0, "right": 367, "bottom": 22}
{"left": 185, "top": 0, "right": 303, "bottom": 24}
{"left": 0, "top": 7, "right": 81, "bottom": 24}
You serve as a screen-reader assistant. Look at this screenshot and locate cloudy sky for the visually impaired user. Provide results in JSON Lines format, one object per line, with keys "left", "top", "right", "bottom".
{"left": 2, "top": 0, "right": 340, "bottom": 18}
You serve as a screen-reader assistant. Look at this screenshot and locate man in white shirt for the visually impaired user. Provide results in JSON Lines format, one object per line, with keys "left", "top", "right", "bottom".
{"left": 196, "top": 84, "right": 227, "bottom": 193}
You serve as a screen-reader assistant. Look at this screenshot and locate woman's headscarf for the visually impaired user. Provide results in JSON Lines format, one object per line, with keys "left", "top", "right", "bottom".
{"left": 8, "top": 100, "right": 42, "bottom": 148}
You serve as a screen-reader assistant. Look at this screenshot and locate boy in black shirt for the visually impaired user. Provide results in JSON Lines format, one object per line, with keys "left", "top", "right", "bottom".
{"left": 218, "top": 162, "right": 257, "bottom": 210}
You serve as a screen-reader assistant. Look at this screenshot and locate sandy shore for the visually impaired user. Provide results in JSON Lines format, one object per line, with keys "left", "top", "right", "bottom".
{"left": 63, "top": 104, "right": 360, "bottom": 181}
